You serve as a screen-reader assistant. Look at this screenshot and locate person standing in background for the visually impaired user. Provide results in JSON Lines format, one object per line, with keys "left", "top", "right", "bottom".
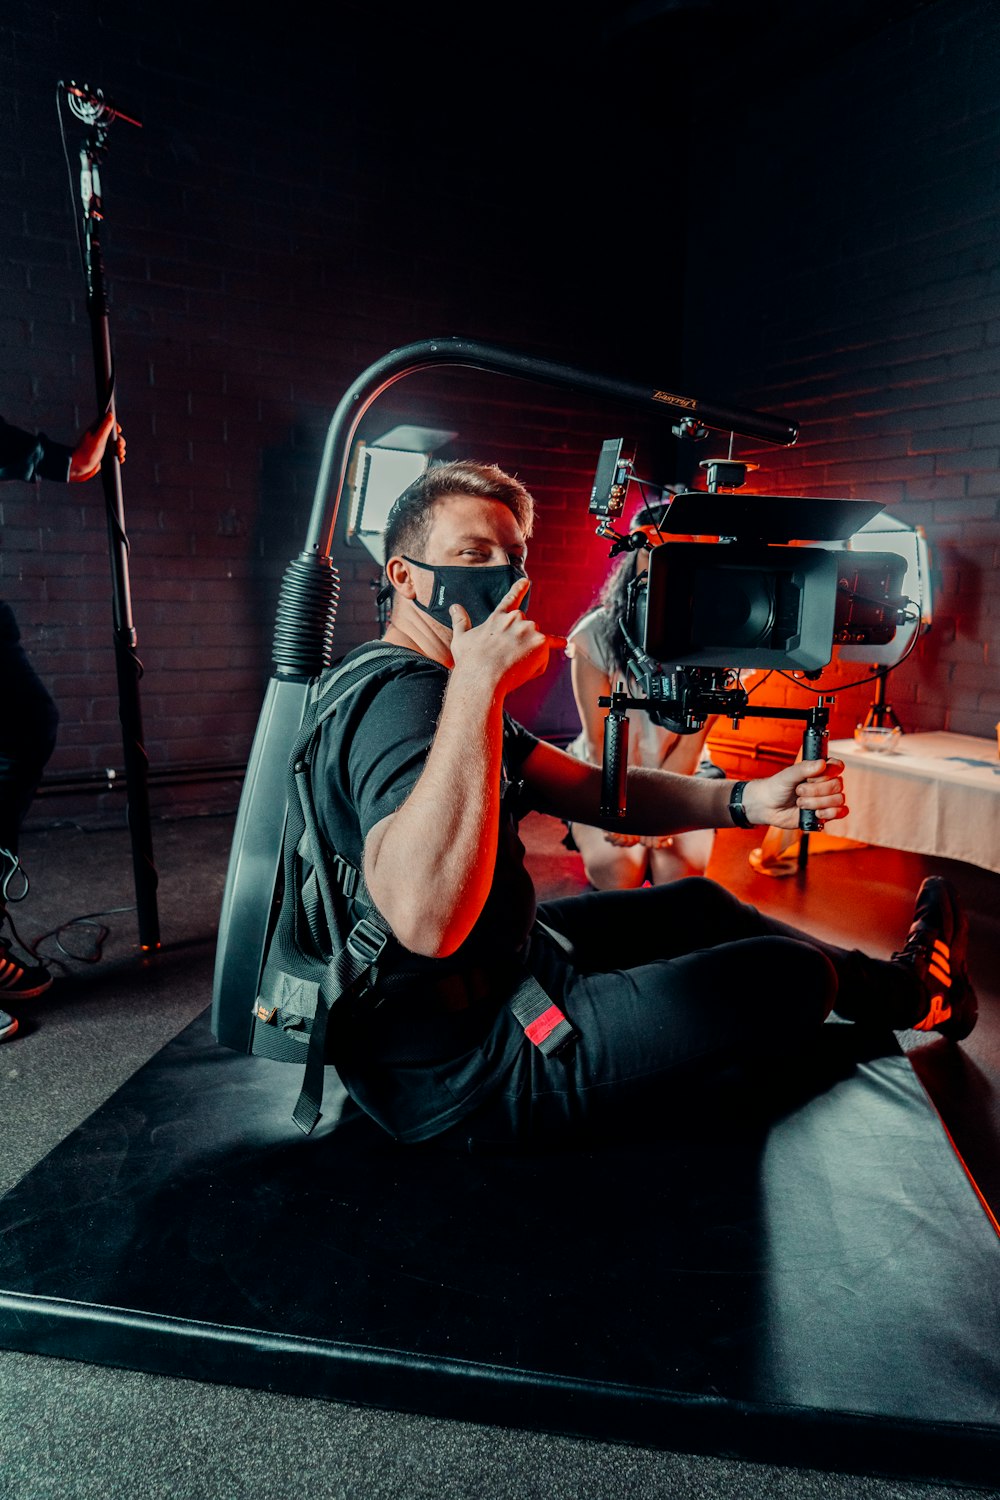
{"left": 0, "top": 410, "right": 124, "bottom": 1039}
{"left": 563, "top": 505, "right": 725, "bottom": 889}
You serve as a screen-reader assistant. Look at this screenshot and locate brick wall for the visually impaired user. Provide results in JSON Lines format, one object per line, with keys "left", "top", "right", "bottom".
{"left": 682, "top": 0, "right": 1000, "bottom": 768}
{"left": 4, "top": 1, "right": 997, "bottom": 834}
{"left": 1, "top": 1, "right": 686, "bottom": 826}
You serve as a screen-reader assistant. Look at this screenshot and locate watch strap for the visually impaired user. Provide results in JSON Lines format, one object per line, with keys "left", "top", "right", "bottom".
{"left": 728, "top": 781, "right": 753, "bottom": 829}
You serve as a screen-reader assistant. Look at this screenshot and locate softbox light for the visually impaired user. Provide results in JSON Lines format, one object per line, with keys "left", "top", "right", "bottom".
{"left": 833, "top": 513, "right": 932, "bottom": 665}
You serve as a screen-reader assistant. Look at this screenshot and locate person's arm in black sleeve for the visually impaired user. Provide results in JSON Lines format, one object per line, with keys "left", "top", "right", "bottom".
{"left": 0, "top": 417, "right": 73, "bottom": 483}
{"left": 0, "top": 412, "right": 124, "bottom": 485}
{"left": 346, "top": 659, "right": 451, "bottom": 855}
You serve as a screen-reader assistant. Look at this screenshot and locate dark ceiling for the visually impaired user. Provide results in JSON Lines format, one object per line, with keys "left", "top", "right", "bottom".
{"left": 585, "top": 0, "right": 951, "bottom": 93}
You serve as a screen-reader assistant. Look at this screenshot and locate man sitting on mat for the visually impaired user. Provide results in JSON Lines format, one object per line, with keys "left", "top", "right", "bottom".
{"left": 310, "top": 460, "right": 978, "bottom": 1148}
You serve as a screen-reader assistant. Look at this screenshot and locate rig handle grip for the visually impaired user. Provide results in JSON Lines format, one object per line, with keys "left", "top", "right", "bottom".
{"left": 799, "top": 720, "right": 830, "bottom": 834}
{"left": 600, "top": 706, "right": 629, "bottom": 819}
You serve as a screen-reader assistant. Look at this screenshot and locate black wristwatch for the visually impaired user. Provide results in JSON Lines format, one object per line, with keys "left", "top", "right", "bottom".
{"left": 728, "top": 781, "right": 753, "bottom": 829}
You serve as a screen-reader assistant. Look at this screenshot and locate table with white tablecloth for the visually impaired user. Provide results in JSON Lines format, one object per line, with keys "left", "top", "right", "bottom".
{"left": 825, "top": 731, "right": 1000, "bottom": 874}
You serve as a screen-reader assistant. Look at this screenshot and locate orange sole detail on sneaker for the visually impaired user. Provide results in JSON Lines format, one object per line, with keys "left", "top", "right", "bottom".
{"left": 914, "top": 992, "right": 954, "bottom": 1032}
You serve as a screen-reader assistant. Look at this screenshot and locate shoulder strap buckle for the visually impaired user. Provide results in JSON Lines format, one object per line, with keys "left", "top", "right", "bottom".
{"left": 331, "top": 853, "right": 360, "bottom": 900}
{"left": 346, "top": 916, "right": 389, "bottom": 966}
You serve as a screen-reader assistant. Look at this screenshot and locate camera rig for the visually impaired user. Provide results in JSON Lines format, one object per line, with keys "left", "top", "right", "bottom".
{"left": 588, "top": 438, "right": 916, "bottom": 831}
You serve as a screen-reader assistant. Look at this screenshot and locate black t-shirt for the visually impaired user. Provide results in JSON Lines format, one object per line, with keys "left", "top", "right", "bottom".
{"left": 311, "top": 640, "right": 541, "bottom": 1141}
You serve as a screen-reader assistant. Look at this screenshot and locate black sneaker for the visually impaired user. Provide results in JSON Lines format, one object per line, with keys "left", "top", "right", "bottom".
{"left": 0, "top": 1008, "right": 17, "bottom": 1043}
{"left": 891, "top": 877, "right": 978, "bottom": 1040}
{"left": 0, "top": 940, "right": 53, "bottom": 1001}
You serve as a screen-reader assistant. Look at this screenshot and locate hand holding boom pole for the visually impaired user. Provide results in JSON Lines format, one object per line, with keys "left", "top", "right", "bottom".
{"left": 60, "top": 80, "right": 160, "bottom": 951}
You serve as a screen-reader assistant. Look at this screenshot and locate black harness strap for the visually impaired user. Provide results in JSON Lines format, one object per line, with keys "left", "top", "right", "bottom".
{"left": 251, "top": 646, "right": 416, "bottom": 1131}
{"left": 254, "top": 640, "right": 581, "bottom": 1136}
{"left": 507, "top": 972, "right": 579, "bottom": 1057}
{"left": 291, "top": 914, "right": 390, "bottom": 1134}
{"left": 289, "top": 675, "right": 399, "bottom": 1134}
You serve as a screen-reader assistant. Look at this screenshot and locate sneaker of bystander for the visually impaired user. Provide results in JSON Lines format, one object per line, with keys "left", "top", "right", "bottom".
{"left": 0, "top": 937, "right": 53, "bottom": 1001}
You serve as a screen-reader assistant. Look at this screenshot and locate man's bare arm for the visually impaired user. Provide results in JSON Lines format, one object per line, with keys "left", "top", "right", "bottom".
{"left": 522, "top": 737, "right": 847, "bottom": 834}
{"left": 363, "top": 669, "right": 504, "bottom": 958}
{"left": 363, "top": 580, "right": 562, "bottom": 958}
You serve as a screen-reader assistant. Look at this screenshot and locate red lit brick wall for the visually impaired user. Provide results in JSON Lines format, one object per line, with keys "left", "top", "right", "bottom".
{"left": 4, "top": 1, "right": 998, "bottom": 831}
{"left": 1, "top": 2, "right": 684, "bottom": 825}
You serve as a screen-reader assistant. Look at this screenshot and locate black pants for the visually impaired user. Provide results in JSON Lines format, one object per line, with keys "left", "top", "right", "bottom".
{"left": 0, "top": 601, "right": 58, "bottom": 861}
{"left": 452, "top": 879, "right": 924, "bottom": 1147}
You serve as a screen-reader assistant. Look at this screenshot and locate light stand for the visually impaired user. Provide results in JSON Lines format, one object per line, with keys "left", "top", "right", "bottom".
{"left": 860, "top": 666, "right": 903, "bottom": 733}
{"left": 60, "top": 82, "right": 160, "bottom": 951}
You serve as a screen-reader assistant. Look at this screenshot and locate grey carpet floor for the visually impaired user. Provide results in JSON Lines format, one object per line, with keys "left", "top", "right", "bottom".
{"left": 1, "top": 811, "right": 997, "bottom": 1500}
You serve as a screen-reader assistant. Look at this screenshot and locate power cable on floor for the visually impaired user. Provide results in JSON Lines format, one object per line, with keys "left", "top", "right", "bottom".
{"left": 1, "top": 845, "right": 136, "bottom": 968}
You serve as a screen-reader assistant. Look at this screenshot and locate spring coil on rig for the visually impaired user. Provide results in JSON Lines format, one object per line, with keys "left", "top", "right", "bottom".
{"left": 272, "top": 550, "right": 340, "bottom": 677}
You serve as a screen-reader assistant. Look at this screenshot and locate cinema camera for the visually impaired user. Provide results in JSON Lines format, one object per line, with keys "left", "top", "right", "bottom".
{"left": 588, "top": 438, "right": 920, "bottom": 832}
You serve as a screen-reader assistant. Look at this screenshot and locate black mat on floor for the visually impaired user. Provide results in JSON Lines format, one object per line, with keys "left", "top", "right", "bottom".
{"left": 1, "top": 1011, "right": 999, "bottom": 1486}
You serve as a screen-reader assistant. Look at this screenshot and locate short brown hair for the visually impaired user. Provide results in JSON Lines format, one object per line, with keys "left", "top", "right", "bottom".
{"left": 383, "top": 459, "right": 535, "bottom": 562}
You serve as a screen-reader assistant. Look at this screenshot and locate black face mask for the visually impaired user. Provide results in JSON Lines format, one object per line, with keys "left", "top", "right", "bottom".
{"left": 403, "top": 557, "right": 531, "bottom": 629}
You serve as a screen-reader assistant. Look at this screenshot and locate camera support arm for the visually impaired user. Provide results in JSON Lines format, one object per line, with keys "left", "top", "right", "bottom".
{"left": 305, "top": 338, "right": 799, "bottom": 558}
